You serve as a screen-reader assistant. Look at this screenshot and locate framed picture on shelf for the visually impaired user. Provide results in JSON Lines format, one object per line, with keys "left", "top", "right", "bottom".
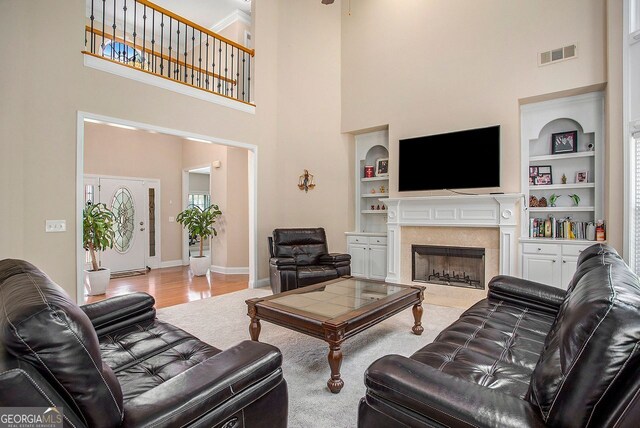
{"left": 534, "top": 165, "right": 552, "bottom": 185}
{"left": 551, "top": 130, "right": 578, "bottom": 154}
{"left": 375, "top": 158, "right": 389, "bottom": 177}
{"left": 529, "top": 166, "right": 538, "bottom": 185}
{"left": 576, "top": 170, "right": 589, "bottom": 183}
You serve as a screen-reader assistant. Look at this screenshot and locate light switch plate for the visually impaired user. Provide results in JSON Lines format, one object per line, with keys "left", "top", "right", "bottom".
{"left": 46, "top": 220, "right": 66, "bottom": 233}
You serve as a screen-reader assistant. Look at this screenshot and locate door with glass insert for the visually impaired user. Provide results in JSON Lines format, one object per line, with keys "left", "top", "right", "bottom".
{"left": 98, "top": 178, "right": 147, "bottom": 273}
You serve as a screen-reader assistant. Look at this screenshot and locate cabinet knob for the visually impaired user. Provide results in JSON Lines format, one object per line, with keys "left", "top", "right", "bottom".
{"left": 563, "top": 260, "right": 566, "bottom": 263}
{"left": 552, "top": 260, "right": 556, "bottom": 263}
{"left": 537, "top": 248, "right": 542, "bottom": 251}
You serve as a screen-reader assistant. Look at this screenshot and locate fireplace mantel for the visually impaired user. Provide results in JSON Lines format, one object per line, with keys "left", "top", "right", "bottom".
{"left": 384, "top": 194, "right": 522, "bottom": 283}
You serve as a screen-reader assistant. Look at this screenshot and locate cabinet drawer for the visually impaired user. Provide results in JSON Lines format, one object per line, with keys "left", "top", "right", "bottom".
{"left": 347, "top": 236, "right": 369, "bottom": 245}
{"left": 370, "top": 236, "right": 387, "bottom": 246}
{"left": 523, "top": 243, "right": 560, "bottom": 256}
{"left": 562, "top": 244, "right": 590, "bottom": 257}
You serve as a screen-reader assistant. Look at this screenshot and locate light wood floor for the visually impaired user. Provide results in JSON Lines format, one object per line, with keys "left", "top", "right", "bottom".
{"left": 85, "top": 266, "right": 248, "bottom": 308}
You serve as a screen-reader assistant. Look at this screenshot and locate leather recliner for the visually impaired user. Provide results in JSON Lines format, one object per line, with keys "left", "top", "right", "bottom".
{"left": 358, "top": 243, "right": 640, "bottom": 427}
{"left": 268, "top": 228, "right": 351, "bottom": 294}
{"left": 0, "top": 259, "right": 288, "bottom": 428}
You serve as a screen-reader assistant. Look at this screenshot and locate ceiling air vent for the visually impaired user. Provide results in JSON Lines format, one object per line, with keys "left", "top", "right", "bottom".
{"left": 539, "top": 43, "right": 577, "bottom": 66}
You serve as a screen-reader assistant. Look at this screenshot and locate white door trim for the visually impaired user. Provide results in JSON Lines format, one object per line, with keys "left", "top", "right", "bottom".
{"left": 77, "top": 111, "right": 259, "bottom": 305}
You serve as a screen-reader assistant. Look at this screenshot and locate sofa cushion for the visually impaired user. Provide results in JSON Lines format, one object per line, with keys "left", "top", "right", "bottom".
{"left": 528, "top": 250, "right": 640, "bottom": 427}
{"left": 297, "top": 265, "right": 339, "bottom": 286}
{"left": 98, "top": 319, "right": 221, "bottom": 401}
{"left": 411, "top": 299, "right": 555, "bottom": 399}
{"left": 0, "top": 259, "right": 124, "bottom": 428}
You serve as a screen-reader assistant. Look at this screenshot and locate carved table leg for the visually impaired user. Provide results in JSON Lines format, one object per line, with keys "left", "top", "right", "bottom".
{"left": 249, "top": 317, "right": 261, "bottom": 341}
{"left": 327, "top": 344, "right": 344, "bottom": 393}
{"left": 412, "top": 303, "right": 424, "bottom": 335}
{"left": 247, "top": 301, "right": 260, "bottom": 342}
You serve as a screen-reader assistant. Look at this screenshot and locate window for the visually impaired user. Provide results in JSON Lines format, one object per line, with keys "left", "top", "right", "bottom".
{"left": 188, "top": 193, "right": 211, "bottom": 210}
{"left": 102, "top": 41, "right": 143, "bottom": 67}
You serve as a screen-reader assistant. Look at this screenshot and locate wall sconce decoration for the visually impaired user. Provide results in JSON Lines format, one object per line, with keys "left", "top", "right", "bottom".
{"left": 298, "top": 169, "right": 316, "bottom": 193}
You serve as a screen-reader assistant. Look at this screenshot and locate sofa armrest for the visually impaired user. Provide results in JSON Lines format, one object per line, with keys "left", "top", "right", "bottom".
{"left": 270, "top": 257, "right": 297, "bottom": 270}
{"left": 122, "top": 340, "right": 285, "bottom": 428}
{"left": 81, "top": 292, "right": 156, "bottom": 336}
{"left": 319, "top": 253, "right": 351, "bottom": 265}
{"left": 364, "top": 355, "right": 545, "bottom": 428}
{"left": 488, "top": 275, "right": 566, "bottom": 315}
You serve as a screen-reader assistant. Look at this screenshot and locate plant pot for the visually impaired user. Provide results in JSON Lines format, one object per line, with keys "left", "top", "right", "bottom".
{"left": 190, "top": 256, "right": 210, "bottom": 276}
{"left": 84, "top": 267, "right": 111, "bottom": 295}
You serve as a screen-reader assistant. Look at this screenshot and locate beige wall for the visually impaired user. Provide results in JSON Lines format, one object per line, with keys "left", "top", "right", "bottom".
{"left": 84, "top": 122, "right": 184, "bottom": 262}
{"left": 340, "top": 0, "right": 621, "bottom": 249}
{"left": 182, "top": 141, "right": 250, "bottom": 268}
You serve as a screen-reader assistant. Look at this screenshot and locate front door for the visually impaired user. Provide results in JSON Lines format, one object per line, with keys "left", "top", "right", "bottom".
{"left": 99, "top": 178, "right": 147, "bottom": 272}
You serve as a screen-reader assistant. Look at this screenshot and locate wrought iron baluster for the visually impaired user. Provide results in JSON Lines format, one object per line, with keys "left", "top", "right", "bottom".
{"left": 151, "top": 10, "right": 155, "bottom": 72}
{"left": 111, "top": 0, "right": 116, "bottom": 59}
{"left": 247, "top": 54, "right": 251, "bottom": 102}
{"left": 184, "top": 24, "right": 188, "bottom": 82}
{"left": 90, "top": 0, "right": 95, "bottom": 53}
{"left": 205, "top": 36, "right": 210, "bottom": 90}
{"left": 143, "top": 5, "right": 148, "bottom": 70}
{"left": 242, "top": 52, "right": 246, "bottom": 101}
{"left": 168, "top": 17, "right": 172, "bottom": 78}
{"left": 176, "top": 22, "right": 181, "bottom": 80}
{"left": 101, "top": 0, "right": 106, "bottom": 55}
{"left": 218, "top": 40, "right": 222, "bottom": 94}
{"left": 198, "top": 30, "right": 203, "bottom": 87}
{"left": 212, "top": 38, "right": 217, "bottom": 92}
{"left": 132, "top": 1, "right": 137, "bottom": 63}
{"left": 191, "top": 27, "right": 195, "bottom": 85}
{"left": 236, "top": 47, "right": 240, "bottom": 100}
{"left": 224, "top": 43, "right": 228, "bottom": 95}
{"left": 230, "top": 47, "right": 234, "bottom": 98}
{"left": 160, "top": 13, "right": 164, "bottom": 75}
{"left": 123, "top": 0, "right": 128, "bottom": 64}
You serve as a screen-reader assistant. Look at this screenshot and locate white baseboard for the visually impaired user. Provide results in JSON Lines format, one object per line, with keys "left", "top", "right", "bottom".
{"left": 159, "top": 259, "right": 185, "bottom": 268}
{"left": 210, "top": 265, "right": 250, "bottom": 275}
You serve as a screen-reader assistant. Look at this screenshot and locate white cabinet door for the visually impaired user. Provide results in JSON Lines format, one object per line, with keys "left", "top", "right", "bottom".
{"left": 369, "top": 245, "right": 387, "bottom": 280}
{"left": 522, "top": 254, "right": 560, "bottom": 287}
{"left": 348, "top": 244, "right": 368, "bottom": 278}
{"left": 561, "top": 257, "right": 579, "bottom": 288}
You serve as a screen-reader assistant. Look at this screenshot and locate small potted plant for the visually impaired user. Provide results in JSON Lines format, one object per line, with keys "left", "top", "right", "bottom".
{"left": 176, "top": 204, "right": 223, "bottom": 276}
{"left": 83, "top": 202, "right": 116, "bottom": 295}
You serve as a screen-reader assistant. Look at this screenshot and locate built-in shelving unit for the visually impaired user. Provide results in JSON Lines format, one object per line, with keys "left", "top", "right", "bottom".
{"left": 346, "top": 130, "right": 389, "bottom": 280}
{"left": 519, "top": 92, "right": 605, "bottom": 288}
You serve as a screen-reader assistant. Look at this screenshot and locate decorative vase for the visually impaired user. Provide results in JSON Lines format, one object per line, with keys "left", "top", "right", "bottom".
{"left": 84, "top": 268, "right": 111, "bottom": 295}
{"left": 190, "top": 256, "right": 210, "bottom": 276}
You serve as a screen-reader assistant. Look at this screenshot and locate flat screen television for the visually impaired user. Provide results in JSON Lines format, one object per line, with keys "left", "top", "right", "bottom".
{"left": 398, "top": 125, "right": 500, "bottom": 192}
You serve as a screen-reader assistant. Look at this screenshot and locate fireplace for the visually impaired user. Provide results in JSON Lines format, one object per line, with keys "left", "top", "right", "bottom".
{"left": 412, "top": 245, "right": 485, "bottom": 289}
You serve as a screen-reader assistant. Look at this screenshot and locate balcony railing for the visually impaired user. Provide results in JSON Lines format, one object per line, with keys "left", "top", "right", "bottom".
{"left": 83, "top": 0, "right": 254, "bottom": 105}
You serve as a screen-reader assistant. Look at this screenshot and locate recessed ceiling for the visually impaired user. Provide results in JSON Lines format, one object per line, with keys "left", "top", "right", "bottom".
{"left": 150, "top": 0, "right": 251, "bottom": 29}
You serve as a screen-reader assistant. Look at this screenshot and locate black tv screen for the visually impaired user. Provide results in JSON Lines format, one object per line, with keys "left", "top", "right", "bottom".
{"left": 398, "top": 125, "right": 500, "bottom": 192}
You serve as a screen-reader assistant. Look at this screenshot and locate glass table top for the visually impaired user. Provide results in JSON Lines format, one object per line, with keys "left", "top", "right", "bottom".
{"left": 269, "top": 278, "right": 407, "bottom": 319}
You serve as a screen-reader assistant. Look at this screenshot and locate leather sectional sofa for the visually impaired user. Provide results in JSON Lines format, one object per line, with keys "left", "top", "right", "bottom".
{"left": 359, "top": 244, "right": 640, "bottom": 427}
{"left": 0, "top": 259, "right": 288, "bottom": 428}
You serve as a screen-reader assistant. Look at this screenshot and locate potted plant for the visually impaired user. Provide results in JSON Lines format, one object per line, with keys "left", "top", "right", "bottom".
{"left": 83, "top": 202, "right": 116, "bottom": 295}
{"left": 176, "top": 204, "right": 223, "bottom": 276}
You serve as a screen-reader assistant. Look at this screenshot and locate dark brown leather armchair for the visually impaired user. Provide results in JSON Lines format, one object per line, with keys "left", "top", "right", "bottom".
{"left": 0, "top": 259, "right": 288, "bottom": 428}
{"left": 268, "top": 228, "right": 351, "bottom": 294}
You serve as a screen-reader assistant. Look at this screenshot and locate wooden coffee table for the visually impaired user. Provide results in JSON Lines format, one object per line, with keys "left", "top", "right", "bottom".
{"left": 246, "top": 277, "right": 425, "bottom": 393}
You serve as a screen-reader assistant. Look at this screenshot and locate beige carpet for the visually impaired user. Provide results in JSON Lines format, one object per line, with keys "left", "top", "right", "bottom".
{"left": 157, "top": 288, "right": 465, "bottom": 428}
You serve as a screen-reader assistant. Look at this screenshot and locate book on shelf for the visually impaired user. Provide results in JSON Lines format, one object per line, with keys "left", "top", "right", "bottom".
{"left": 529, "top": 216, "right": 603, "bottom": 241}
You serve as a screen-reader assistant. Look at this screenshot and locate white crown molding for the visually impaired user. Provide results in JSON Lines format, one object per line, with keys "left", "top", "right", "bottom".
{"left": 210, "top": 10, "right": 251, "bottom": 34}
